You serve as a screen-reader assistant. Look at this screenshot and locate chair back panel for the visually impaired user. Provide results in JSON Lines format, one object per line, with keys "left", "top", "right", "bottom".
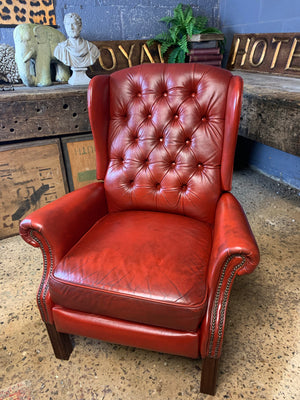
{"left": 101, "top": 63, "right": 237, "bottom": 223}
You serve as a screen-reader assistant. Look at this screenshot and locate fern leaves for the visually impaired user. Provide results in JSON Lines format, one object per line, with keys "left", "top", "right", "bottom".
{"left": 149, "top": 3, "right": 224, "bottom": 63}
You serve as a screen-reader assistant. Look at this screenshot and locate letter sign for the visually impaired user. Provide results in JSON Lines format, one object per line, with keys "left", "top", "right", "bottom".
{"left": 88, "top": 40, "right": 165, "bottom": 76}
{"left": 227, "top": 33, "right": 300, "bottom": 77}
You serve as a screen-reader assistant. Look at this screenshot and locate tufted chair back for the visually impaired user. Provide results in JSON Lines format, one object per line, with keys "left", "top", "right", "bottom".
{"left": 90, "top": 63, "right": 242, "bottom": 224}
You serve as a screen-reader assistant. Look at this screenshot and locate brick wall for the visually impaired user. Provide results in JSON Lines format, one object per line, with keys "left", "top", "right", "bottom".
{"left": 220, "top": 0, "right": 300, "bottom": 63}
{"left": 0, "top": 0, "right": 219, "bottom": 47}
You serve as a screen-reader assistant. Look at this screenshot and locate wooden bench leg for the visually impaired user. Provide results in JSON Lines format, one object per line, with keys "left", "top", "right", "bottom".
{"left": 200, "top": 357, "right": 220, "bottom": 395}
{"left": 45, "top": 323, "right": 73, "bottom": 360}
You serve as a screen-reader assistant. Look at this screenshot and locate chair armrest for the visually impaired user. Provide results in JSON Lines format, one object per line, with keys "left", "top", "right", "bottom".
{"left": 209, "top": 192, "right": 259, "bottom": 280}
{"left": 20, "top": 181, "right": 108, "bottom": 263}
{"left": 19, "top": 182, "right": 108, "bottom": 324}
{"left": 200, "top": 192, "right": 259, "bottom": 359}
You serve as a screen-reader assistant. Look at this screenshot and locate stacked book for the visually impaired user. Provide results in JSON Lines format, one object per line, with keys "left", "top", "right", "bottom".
{"left": 188, "top": 33, "right": 224, "bottom": 67}
{"left": 189, "top": 47, "right": 223, "bottom": 66}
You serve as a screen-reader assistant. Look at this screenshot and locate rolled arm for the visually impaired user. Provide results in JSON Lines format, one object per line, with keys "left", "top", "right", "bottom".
{"left": 200, "top": 192, "right": 259, "bottom": 358}
{"left": 20, "top": 181, "right": 108, "bottom": 261}
{"left": 19, "top": 182, "right": 108, "bottom": 324}
{"left": 208, "top": 192, "right": 259, "bottom": 280}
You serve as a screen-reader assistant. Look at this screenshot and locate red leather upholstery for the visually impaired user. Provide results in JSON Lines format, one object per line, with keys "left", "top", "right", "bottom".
{"left": 19, "top": 63, "right": 259, "bottom": 395}
{"left": 53, "top": 306, "right": 200, "bottom": 358}
{"left": 105, "top": 64, "right": 232, "bottom": 223}
{"left": 19, "top": 182, "right": 108, "bottom": 324}
{"left": 50, "top": 211, "right": 211, "bottom": 331}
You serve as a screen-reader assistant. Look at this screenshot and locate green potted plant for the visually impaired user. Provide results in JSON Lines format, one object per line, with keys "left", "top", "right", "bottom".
{"left": 148, "top": 3, "right": 224, "bottom": 63}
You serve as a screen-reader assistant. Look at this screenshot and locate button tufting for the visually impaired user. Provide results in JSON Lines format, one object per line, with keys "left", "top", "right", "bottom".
{"left": 137, "top": 92, "right": 142, "bottom": 97}
{"left": 171, "top": 161, "right": 176, "bottom": 167}
{"left": 185, "top": 138, "right": 191, "bottom": 145}
{"left": 159, "top": 136, "right": 163, "bottom": 142}
{"left": 163, "top": 92, "right": 168, "bottom": 97}
{"left": 174, "top": 114, "right": 179, "bottom": 120}
{"left": 181, "top": 184, "right": 188, "bottom": 191}
{"left": 191, "top": 92, "right": 196, "bottom": 98}
{"left": 202, "top": 116, "right": 207, "bottom": 121}
{"left": 147, "top": 114, "right": 152, "bottom": 119}
{"left": 155, "top": 182, "right": 161, "bottom": 190}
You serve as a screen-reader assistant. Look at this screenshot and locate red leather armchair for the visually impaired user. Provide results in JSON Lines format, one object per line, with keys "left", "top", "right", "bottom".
{"left": 20, "top": 63, "right": 259, "bottom": 395}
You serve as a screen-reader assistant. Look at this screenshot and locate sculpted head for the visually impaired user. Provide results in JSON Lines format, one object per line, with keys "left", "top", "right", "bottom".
{"left": 64, "top": 13, "right": 82, "bottom": 39}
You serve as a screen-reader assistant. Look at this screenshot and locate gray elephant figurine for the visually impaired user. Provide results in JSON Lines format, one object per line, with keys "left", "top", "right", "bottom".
{"left": 13, "top": 23, "right": 70, "bottom": 87}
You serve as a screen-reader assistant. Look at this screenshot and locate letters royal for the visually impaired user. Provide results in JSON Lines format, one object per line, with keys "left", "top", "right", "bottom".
{"left": 97, "top": 43, "right": 164, "bottom": 72}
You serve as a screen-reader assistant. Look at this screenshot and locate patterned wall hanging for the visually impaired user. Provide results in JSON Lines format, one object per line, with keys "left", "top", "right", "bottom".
{"left": 0, "top": 0, "right": 56, "bottom": 26}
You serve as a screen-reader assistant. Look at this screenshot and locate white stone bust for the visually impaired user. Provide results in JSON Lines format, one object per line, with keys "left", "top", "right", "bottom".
{"left": 54, "top": 13, "right": 99, "bottom": 68}
{"left": 54, "top": 13, "right": 99, "bottom": 84}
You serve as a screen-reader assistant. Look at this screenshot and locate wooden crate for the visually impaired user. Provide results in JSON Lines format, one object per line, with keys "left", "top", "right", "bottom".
{"left": 62, "top": 134, "right": 97, "bottom": 191}
{"left": 0, "top": 140, "right": 68, "bottom": 239}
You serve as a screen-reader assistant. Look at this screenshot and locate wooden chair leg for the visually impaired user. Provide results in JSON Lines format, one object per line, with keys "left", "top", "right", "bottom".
{"left": 200, "top": 357, "right": 220, "bottom": 395}
{"left": 45, "top": 323, "right": 73, "bottom": 360}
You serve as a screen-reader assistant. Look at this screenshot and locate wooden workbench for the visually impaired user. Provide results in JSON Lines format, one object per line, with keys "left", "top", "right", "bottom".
{"left": 0, "top": 84, "right": 96, "bottom": 239}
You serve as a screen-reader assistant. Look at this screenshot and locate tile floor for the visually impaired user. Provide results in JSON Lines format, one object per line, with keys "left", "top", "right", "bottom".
{"left": 0, "top": 169, "right": 299, "bottom": 400}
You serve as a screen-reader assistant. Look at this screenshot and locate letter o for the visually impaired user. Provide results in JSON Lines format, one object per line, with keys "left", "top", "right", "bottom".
{"left": 99, "top": 47, "right": 117, "bottom": 71}
{"left": 249, "top": 39, "right": 268, "bottom": 67}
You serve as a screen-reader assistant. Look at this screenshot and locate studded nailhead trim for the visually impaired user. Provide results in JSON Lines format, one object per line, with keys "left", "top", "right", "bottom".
{"left": 208, "top": 254, "right": 246, "bottom": 357}
{"left": 30, "top": 230, "right": 53, "bottom": 323}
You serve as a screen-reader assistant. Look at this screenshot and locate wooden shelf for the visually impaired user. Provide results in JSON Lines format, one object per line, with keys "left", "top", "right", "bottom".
{"left": 0, "top": 84, "right": 91, "bottom": 143}
{"left": 234, "top": 71, "right": 300, "bottom": 157}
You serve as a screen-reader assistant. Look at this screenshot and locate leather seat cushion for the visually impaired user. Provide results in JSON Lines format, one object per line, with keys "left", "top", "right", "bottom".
{"left": 49, "top": 211, "right": 212, "bottom": 331}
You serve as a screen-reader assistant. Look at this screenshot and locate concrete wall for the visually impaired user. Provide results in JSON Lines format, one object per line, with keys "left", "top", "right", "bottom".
{"left": 220, "top": 0, "right": 300, "bottom": 63}
{"left": 0, "top": 0, "right": 220, "bottom": 47}
{"left": 220, "top": 0, "right": 300, "bottom": 189}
